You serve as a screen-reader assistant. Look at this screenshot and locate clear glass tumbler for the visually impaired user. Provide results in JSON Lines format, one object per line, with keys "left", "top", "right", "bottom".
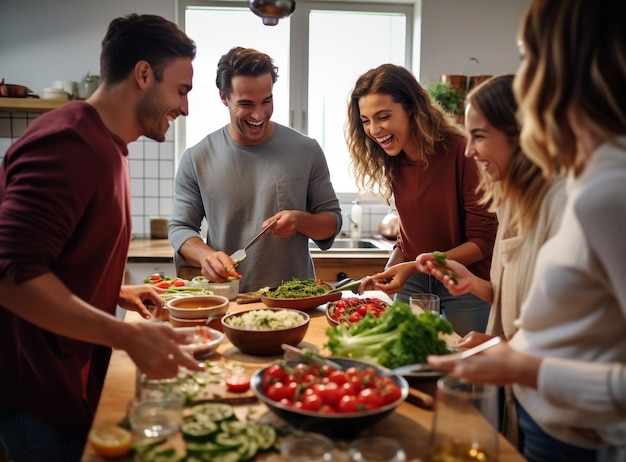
{"left": 427, "top": 376, "right": 499, "bottom": 462}
{"left": 410, "top": 293, "right": 441, "bottom": 316}
{"left": 128, "top": 372, "right": 184, "bottom": 439}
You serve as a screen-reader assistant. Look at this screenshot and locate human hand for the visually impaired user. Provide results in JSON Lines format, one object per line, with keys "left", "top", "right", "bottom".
{"left": 123, "top": 322, "right": 206, "bottom": 378}
{"left": 427, "top": 340, "right": 536, "bottom": 387}
{"left": 418, "top": 255, "right": 473, "bottom": 295}
{"left": 264, "top": 211, "right": 298, "bottom": 238}
{"left": 358, "top": 262, "right": 415, "bottom": 294}
{"left": 118, "top": 284, "right": 164, "bottom": 320}
{"left": 201, "top": 251, "right": 242, "bottom": 283}
{"left": 457, "top": 332, "right": 498, "bottom": 349}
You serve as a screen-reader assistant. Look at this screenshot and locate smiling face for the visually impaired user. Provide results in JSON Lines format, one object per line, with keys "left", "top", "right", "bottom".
{"left": 464, "top": 102, "right": 518, "bottom": 182}
{"left": 221, "top": 73, "right": 274, "bottom": 146}
{"left": 357, "top": 93, "right": 419, "bottom": 159}
{"left": 136, "top": 57, "right": 193, "bottom": 142}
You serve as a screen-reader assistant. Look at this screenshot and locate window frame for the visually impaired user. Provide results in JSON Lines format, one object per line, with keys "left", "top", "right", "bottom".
{"left": 175, "top": 0, "right": 416, "bottom": 198}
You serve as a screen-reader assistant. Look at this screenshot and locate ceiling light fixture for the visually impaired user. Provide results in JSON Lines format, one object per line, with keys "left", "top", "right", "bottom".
{"left": 248, "top": 0, "right": 295, "bottom": 26}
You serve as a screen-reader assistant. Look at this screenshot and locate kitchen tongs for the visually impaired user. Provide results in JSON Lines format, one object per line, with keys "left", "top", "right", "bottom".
{"left": 230, "top": 219, "right": 277, "bottom": 267}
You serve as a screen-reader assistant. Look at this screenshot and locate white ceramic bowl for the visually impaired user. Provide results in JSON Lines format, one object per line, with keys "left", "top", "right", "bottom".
{"left": 175, "top": 326, "right": 224, "bottom": 359}
{"left": 190, "top": 276, "right": 240, "bottom": 301}
{"left": 167, "top": 295, "right": 229, "bottom": 320}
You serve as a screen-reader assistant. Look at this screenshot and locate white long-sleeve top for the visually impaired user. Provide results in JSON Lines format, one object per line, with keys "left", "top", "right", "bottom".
{"left": 510, "top": 137, "right": 626, "bottom": 448}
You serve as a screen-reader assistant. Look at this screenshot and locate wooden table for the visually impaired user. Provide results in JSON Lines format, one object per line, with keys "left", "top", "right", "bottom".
{"left": 81, "top": 296, "right": 526, "bottom": 461}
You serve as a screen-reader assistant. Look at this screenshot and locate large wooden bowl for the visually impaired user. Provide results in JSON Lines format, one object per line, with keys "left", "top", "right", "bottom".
{"left": 260, "top": 283, "right": 341, "bottom": 311}
{"left": 221, "top": 308, "right": 310, "bottom": 355}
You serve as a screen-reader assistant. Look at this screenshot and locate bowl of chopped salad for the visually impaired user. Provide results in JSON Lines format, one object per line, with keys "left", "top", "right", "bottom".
{"left": 221, "top": 308, "right": 310, "bottom": 355}
{"left": 260, "top": 278, "right": 341, "bottom": 311}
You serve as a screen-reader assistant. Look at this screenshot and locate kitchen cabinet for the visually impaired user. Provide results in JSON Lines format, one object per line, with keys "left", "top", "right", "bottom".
{"left": 0, "top": 97, "right": 67, "bottom": 113}
{"left": 312, "top": 256, "right": 387, "bottom": 281}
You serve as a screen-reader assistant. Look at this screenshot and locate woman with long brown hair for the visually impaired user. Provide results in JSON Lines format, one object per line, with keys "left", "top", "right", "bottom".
{"left": 346, "top": 63, "right": 498, "bottom": 337}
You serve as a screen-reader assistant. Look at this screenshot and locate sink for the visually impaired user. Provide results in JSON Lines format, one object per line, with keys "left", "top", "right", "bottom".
{"left": 308, "top": 238, "right": 392, "bottom": 253}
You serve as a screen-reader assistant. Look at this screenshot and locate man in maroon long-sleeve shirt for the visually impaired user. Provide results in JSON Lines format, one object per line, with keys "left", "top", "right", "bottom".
{"left": 0, "top": 14, "right": 205, "bottom": 461}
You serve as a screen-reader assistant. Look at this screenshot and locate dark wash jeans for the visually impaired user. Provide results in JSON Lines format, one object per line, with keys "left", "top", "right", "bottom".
{"left": 0, "top": 410, "right": 84, "bottom": 462}
{"left": 515, "top": 400, "right": 609, "bottom": 462}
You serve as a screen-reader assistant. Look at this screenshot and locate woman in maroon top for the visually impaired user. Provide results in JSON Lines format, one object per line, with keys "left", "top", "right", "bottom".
{"left": 346, "top": 64, "right": 498, "bottom": 337}
{"left": 0, "top": 14, "right": 205, "bottom": 462}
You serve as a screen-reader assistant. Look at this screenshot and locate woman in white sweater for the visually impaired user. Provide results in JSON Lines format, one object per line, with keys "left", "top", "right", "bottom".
{"left": 428, "top": 1, "right": 626, "bottom": 461}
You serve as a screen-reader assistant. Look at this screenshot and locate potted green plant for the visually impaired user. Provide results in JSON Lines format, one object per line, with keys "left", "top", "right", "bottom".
{"left": 427, "top": 81, "right": 465, "bottom": 115}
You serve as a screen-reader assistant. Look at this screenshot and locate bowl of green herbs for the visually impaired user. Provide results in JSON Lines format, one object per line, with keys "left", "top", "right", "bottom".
{"left": 260, "top": 277, "right": 341, "bottom": 311}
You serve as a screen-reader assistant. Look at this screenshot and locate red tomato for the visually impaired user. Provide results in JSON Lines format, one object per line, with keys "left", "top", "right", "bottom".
{"left": 225, "top": 374, "right": 250, "bottom": 393}
{"left": 349, "top": 312, "right": 362, "bottom": 323}
{"left": 172, "top": 279, "right": 186, "bottom": 287}
{"left": 266, "top": 382, "right": 297, "bottom": 402}
{"left": 337, "top": 395, "right": 360, "bottom": 413}
{"left": 301, "top": 392, "right": 323, "bottom": 411}
{"left": 155, "top": 281, "right": 171, "bottom": 289}
{"left": 335, "top": 300, "right": 346, "bottom": 309}
{"left": 357, "top": 305, "right": 368, "bottom": 316}
{"left": 358, "top": 388, "right": 384, "bottom": 409}
{"left": 262, "top": 364, "right": 286, "bottom": 388}
{"left": 149, "top": 273, "right": 161, "bottom": 281}
{"left": 318, "top": 382, "right": 341, "bottom": 407}
{"left": 381, "top": 383, "right": 403, "bottom": 405}
{"left": 327, "top": 370, "right": 348, "bottom": 386}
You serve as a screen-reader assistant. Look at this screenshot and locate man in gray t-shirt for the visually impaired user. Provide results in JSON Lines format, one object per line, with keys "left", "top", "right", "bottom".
{"left": 169, "top": 46, "right": 341, "bottom": 292}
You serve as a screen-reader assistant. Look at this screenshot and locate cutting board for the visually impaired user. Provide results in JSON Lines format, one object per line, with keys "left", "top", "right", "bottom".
{"left": 181, "top": 358, "right": 258, "bottom": 404}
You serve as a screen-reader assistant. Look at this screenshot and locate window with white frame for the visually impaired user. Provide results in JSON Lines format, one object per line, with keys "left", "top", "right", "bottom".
{"left": 176, "top": 0, "right": 414, "bottom": 195}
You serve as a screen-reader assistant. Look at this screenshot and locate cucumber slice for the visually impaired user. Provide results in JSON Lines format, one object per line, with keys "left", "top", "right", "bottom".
{"left": 211, "top": 451, "right": 241, "bottom": 462}
{"left": 181, "top": 420, "right": 219, "bottom": 442}
{"left": 190, "top": 403, "right": 235, "bottom": 423}
{"left": 247, "top": 423, "right": 276, "bottom": 450}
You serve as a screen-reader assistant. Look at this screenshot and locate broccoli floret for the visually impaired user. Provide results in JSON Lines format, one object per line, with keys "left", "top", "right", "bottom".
{"left": 324, "top": 301, "right": 453, "bottom": 369}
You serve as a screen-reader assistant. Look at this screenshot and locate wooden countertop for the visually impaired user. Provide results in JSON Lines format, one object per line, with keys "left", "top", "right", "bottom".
{"left": 81, "top": 296, "right": 525, "bottom": 462}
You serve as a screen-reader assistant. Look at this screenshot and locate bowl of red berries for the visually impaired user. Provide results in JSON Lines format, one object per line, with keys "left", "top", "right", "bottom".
{"left": 325, "top": 297, "right": 391, "bottom": 327}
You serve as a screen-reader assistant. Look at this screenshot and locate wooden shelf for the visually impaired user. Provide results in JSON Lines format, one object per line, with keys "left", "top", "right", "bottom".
{"left": 0, "top": 97, "right": 68, "bottom": 113}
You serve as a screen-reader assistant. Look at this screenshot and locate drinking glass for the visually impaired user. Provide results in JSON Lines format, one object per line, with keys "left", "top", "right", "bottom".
{"left": 427, "top": 376, "right": 499, "bottom": 462}
{"left": 128, "top": 371, "right": 184, "bottom": 439}
{"left": 410, "top": 293, "right": 440, "bottom": 316}
{"left": 349, "top": 436, "right": 407, "bottom": 462}
{"left": 280, "top": 432, "right": 334, "bottom": 461}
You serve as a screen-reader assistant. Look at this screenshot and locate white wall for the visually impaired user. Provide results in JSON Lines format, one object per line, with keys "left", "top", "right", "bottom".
{"left": 1, "top": 0, "right": 530, "bottom": 94}
{"left": 419, "top": 0, "right": 530, "bottom": 85}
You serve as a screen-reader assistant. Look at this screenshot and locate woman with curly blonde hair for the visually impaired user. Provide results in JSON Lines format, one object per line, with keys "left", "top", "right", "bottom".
{"left": 429, "top": 1, "right": 626, "bottom": 460}
{"left": 346, "top": 63, "right": 498, "bottom": 337}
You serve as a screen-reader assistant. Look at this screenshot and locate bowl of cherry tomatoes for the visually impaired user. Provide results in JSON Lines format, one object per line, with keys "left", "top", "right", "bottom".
{"left": 250, "top": 357, "right": 408, "bottom": 437}
{"left": 326, "top": 297, "right": 391, "bottom": 327}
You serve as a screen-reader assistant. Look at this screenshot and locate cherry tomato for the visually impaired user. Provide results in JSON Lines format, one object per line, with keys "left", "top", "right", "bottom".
{"left": 358, "top": 388, "right": 384, "bottom": 409}
{"left": 301, "top": 392, "right": 323, "bottom": 411}
{"left": 327, "top": 370, "right": 348, "bottom": 386}
{"left": 381, "top": 383, "right": 403, "bottom": 405}
{"left": 266, "top": 382, "right": 297, "bottom": 402}
{"left": 172, "top": 279, "right": 186, "bottom": 287}
{"left": 318, "top": 382, "right": 341, "bottom": 407}
{"left": 349, "top": 312, "right": 362, "bottom": 323}
{"left": 155, "top": 281, "right": 171, "bottom": 289}
{"left": 262, "top": 364, "right": 286, "bottom": 388}
{"left": 225, "top": 374, "right": 250, "bottom": 393}
{"left": 337, "top": 395, "right": 360, "bottom": 413}
{"left": 149, "top": 273, "right": 161, "bottom": 281}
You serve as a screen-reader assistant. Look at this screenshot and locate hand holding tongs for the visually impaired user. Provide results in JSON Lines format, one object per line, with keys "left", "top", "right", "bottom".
{"left": 229, "top": 219, "right": 277, "bottom": 267}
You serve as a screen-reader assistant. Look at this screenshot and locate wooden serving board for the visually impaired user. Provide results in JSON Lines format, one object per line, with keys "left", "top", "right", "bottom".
{"left": 181, "top": 358, "right": 258, "bottom": 404}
